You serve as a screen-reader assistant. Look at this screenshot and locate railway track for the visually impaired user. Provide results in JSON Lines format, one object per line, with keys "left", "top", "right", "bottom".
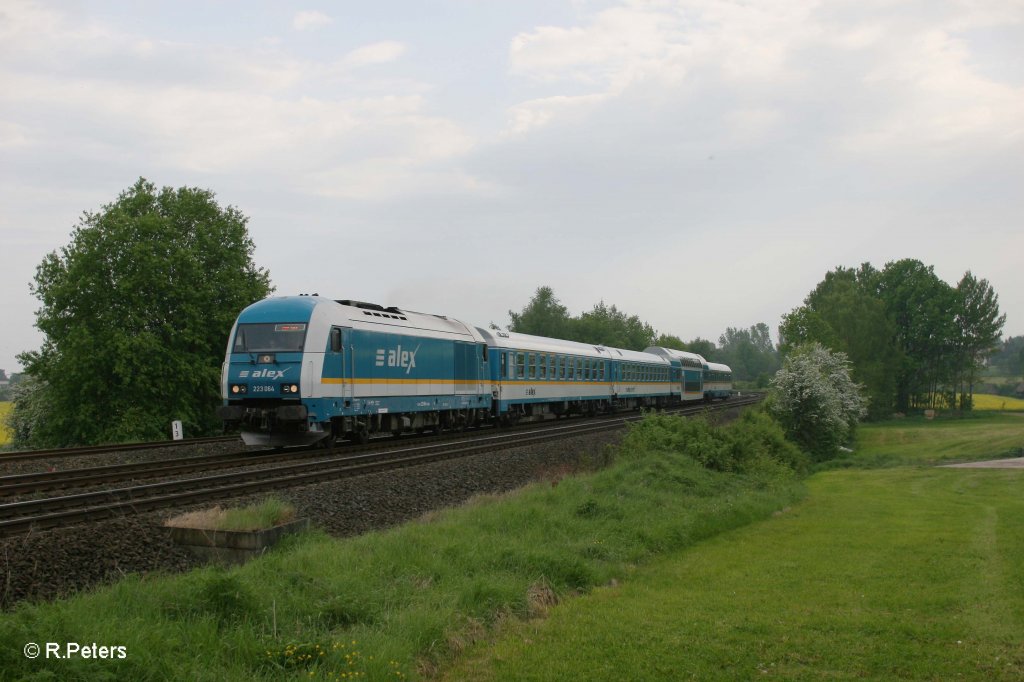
{"left": 0, "top": 396, "right": 760, "bottom": 537}
{"left": 0, "top": 435, "right": 242, "bottom": 463}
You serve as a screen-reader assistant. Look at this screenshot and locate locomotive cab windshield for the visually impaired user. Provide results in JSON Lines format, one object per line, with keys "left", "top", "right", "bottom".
{"left": 232, "top": 323, "right": 308, "bottom": 353}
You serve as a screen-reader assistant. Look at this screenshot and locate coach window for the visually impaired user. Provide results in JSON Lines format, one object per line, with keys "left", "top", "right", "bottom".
{"left": 501, "top": 353, "right": 508, "bottom": 379}
{"left": 540, "top": 355, "right": 547, "bottom": 380}
{"left": 527, "top": 354, "right": 536, "bottom": 380}
{"left": 516, "top": 352, "right": 525, "bottom": 379}
{"left": 600, "top": 361, "right": 605, "bottom": 381}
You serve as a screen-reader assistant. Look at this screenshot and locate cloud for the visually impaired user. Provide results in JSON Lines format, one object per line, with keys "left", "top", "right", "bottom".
{"left": 292, "top": 10, "right": 333, "bottom": 31}
{"left": 0, "top": 4, "right": 479, "bottom": 200}
{"left": 340, "top": 41, "right": 407, "bottom": 68}
{"left": 504, "top": 0, "right": 1024, "bottom": 157}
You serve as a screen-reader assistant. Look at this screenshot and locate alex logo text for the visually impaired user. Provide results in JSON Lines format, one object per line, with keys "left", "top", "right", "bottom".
{"left": 238, "top": 368, "right": 290, "bottom": 380}
{"left": 375, "top": 344, "right": 420, "bottom": 374}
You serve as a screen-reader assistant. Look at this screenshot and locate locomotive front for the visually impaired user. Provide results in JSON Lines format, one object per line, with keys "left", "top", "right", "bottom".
{"left": 217, "top": 296, "right": 326, "bottom": 446}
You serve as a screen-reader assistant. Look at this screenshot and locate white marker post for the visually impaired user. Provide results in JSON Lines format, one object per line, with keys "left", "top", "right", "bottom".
{"left": 171, "top": 420, "right": 183, "bottom": 441}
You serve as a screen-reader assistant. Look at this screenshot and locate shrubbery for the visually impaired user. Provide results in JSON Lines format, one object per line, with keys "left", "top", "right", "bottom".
{"left": 621, "top": 409, "right": 809, "bottom": 475}
{"left": 769, "top": 343, "right": 868, "bottom": 461}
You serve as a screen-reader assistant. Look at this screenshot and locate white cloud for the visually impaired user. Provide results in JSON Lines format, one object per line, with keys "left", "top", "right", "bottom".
{"left": 340, "top": 41, "right": 407, "bottom": 68}
{"left": 292, "top": 10, "right": 333, "bottom": 32}
{"left": 504, "top": 0, "right": 1024, "bottom": 156}
{"left": 0, "top": 5, "right": 478, "bottom": 199}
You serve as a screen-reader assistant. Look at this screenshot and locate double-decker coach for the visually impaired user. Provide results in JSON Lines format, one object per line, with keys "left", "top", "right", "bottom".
{"left": 703, "top": 361, "right": 733, "bottom": 401}
{"left": 644, "top": 347, "right": 707, "bottom": 402}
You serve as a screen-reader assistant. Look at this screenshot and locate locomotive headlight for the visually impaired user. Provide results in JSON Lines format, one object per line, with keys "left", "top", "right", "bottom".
{"left": 229, "top": 384, "right": 247, "bottom": 395}
{"left": 282, "top": 383, "right": 300, "bottom": 394}
{"left": 290, "top": 384, "right": 299, "bottom": 394}
{"left": 231, "top": 385, "right": 239, "bottom": 394}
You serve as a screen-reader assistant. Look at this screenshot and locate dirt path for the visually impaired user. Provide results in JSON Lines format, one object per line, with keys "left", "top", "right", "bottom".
{"left": 941, "top": 457, "right": 1024, "bottom": 468}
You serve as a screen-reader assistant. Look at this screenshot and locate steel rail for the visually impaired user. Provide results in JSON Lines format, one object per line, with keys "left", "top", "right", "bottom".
{"left": 0, "top": 435, "right": 241, "bottom": 463}
{"left": 0, "top": 397, "right": 760, "bottom": 537}
{"left": 0, "top": 395, "right": 759, "bottom": 495}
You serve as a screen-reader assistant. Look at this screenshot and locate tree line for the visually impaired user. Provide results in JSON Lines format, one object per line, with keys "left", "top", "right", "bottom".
{"left": 779, "top": 259, "right": 1005, "bottom": 417}
{"left": 505, "top": 287, "right": 781, "bottom": 385}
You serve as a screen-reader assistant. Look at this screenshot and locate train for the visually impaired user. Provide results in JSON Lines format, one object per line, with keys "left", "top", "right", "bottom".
{"left": 216, "top": 296, "right": 733, "bottom": 446}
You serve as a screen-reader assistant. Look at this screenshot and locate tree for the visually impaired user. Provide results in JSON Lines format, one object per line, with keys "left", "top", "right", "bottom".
{"left": 653, "top": 333, "right": 687, "bottom": 351}
{"left": 573, "top": 301, "right": 656, "bottom": 350}
{"left": 682, "top": 337, "right": 717, "bottom": 360}
{"left": 14, "top": 178, "right": 272, "bottom": 446}
{"left": 769, "top": 343, "right": 867, "bottom": 461}
{"left": 779, "top": 265, "right": 898, "bottom": 418}
{"left": 508, "top": 286, "right": 572, "bottom": 339}
{"left": 873, "top": 259, "right": 957, "bottom": 411}
{"left": 953, "top": 272, "right": 1006, "bottom": 410}
{"left": 718, "top": 323, "right": 780, "bottom": 383}
{"left": 508, "top": 289, "right": 655, "bottom": 350}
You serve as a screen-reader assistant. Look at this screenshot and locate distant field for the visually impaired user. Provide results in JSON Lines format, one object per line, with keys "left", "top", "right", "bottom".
{"left": 973, "top": 393, "right": 1024, "bottom": 411}
{"left": 0, "top": 402, "right": 11, "bottom": 445}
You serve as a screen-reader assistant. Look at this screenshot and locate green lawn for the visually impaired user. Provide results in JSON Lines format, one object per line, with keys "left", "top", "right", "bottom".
{"left": 444, "top": 418, "right": 1024, "bottom": 681}
{"left": 829, "top": 412, "right": 1024, "bottom": 468}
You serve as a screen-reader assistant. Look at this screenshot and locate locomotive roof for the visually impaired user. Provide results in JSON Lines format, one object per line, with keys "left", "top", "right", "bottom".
{"left": 706, "top": 361, "right": 732, "bottom": 372}
{"left": 237, "top": 297, "right": 484, "bottom": 342}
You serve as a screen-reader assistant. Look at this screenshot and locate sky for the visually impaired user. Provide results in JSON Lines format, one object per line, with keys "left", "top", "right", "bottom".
{"left": 1, "top": 0, "right": 1022, "bottom": 373}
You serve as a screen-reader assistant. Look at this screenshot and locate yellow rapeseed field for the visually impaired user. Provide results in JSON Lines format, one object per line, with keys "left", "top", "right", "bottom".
{"left": 972, "top": 393, "right": 1024, "bottom": 411}
{"left": 0, "top": 401, "right": 11, "bottom": 445}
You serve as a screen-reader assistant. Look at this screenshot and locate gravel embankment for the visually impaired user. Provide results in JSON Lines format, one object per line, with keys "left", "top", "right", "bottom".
{"left": 0, "top": 441, "right": 246, "bottom": 477}
{"left": 0, "top": 430, "right": 623, "bottom": 608}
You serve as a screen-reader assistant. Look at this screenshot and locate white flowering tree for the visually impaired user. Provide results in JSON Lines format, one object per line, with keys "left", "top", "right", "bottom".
{"left": 769, "top": 343, "right": 868, "bottom": 461}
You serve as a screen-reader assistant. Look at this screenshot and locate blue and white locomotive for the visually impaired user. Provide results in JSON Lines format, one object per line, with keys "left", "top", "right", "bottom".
{"left": 218, "top": 296, "right": 732, "bottom": 446}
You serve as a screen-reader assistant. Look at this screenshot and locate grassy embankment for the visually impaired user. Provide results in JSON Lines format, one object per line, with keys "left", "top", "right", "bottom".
{"left": 445, "top": 412, "right": 1024, "bottom": 681}
{"left": 0, "top": 410, "right": 805, "bottom": 681}
{"left": 0, "top": 402, "right": 11, "bottom": 446}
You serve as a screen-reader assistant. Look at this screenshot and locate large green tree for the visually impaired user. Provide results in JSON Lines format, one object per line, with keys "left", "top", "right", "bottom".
{"left": 508, "top": 286, "right": 572, "bottom": 340}
{"left": 574, "top": 301, "right": 656, "bottom": 350}
{"left": 873, "top": 259, "right": 958, "bottom": 411}
{"left": 15, "top": 178, "right": 272, "bottom": 446}
{"left": 953, "top": 272, "right": 1006, "bottom": 409}
{"left": 779, "top": 265, "right": 898, "bottom": 417}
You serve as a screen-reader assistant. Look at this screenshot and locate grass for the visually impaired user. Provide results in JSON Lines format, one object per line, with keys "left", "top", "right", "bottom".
{"left": 442, "top": 410, "right": 1024, "bottom": 681}
{"left": 165, "top": 497, "right": 297, "bottom": 531}
{"left": 817, "top": 411, "right": 1024, "bottom": 469}
{"left": 445, "top": 466, "right": 1024, "bottom": 681}
{"left": 0, "top": 413, "right": 804, "bottom": 681}
{"left": 0, "top": 402, "right": 11, "bottom": 445}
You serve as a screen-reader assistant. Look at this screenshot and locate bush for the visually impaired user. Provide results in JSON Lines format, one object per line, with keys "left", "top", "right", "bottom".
{"left": 769, "top": 343, "right": 867, "bottom": 461}
{"left": 621, "top": 409, "right": 809, "bottom": 475}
